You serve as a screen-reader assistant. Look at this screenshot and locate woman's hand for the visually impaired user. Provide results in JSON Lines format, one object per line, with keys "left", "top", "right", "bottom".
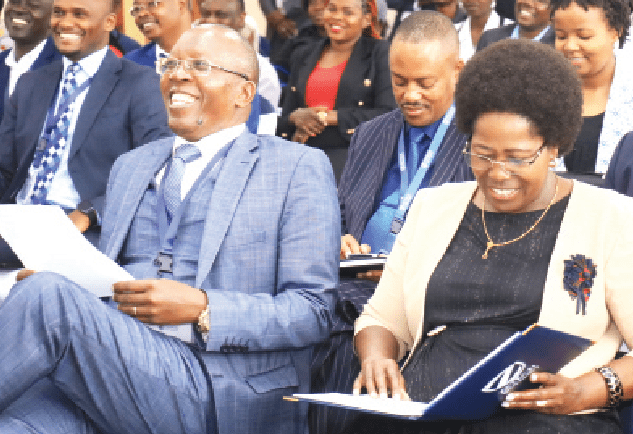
{"left": 501, "top": 371, "right": 607, "bottom": 414}
{"left": 291, "top": 129, "right": 311, "bottom": 143}
{"left": 289, "top": 108, "right": 327, "bottom": 137}
{"left": 353, "top": 356, "right": 409, "bottom": 400}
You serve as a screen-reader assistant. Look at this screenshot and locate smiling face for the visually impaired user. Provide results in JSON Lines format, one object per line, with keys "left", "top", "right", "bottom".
{"left": 133, "top": 0, "right": 186, "bottom": 42}
{"left": 322, "top": 0, "right": 370, "bottom": 44}
{"left": 389, "top": 38, "right": 462, "bottom": 127}
{"left": 554, "top": 3, "right": 618, "bottom": 79}
{"left": 50, "top": 0, "right": 115, "bottom": 61}
{"left": 4, "top": 0, "right": 54, "bottom": 44}
{"left": 471, "top": 112, "right": 559, "bottom": 213}
{"left": 515, "top": 0, "right": 551, "bottom": 34}
{"left": 159, "top": 28, "right": 256, "bottom": 141}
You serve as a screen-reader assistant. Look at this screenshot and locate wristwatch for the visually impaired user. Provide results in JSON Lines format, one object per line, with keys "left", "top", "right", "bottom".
{"left": 197, "top": 291, "right": 210, "bottom": 334}
{"left": 77, "top": 200, "right": 98, "bottom": 228}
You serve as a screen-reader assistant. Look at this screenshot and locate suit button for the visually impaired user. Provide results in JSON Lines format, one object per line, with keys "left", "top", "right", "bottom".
{"left": 282, "top": 133, "right": 288, "bottom": 138}
{"left": 291, "top": 86, "right": 296, "bottom": 92}
{"left": 358, "top": 101, "right": 364, "bottom": 106}
{"left": 347, "top": 128, "right": 355, "bottom": 134}
{"left": 364, "top": 79, "right": 371, "bottom": 87}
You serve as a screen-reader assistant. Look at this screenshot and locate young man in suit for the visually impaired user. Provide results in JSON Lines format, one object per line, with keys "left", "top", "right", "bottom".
{"left": 0, "top": 0, "right": 60, "bottom": 124}
{"left": 0, "top": 25, "right": 339, "bottom": 434}
{"left": 125, "top": 0, "right": 193, "bottom": 67}
{"left": 0, "top": 0, "right": 171, "bottom": 266}
{"left": 476, "top": 0, "right": 553, "bottom": 50}
{"left": 310, "top": 11, "right": 474, "bottom": 434}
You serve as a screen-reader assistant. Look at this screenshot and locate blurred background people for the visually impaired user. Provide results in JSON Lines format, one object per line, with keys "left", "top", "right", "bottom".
{"left": 477, "top": 0, "right": 553, "bottom": 49}
{"left": 352, "top": 39, "right": 633, "bottom": 434}
{"left": 276, "top": 0, "right": 395, "bottom": 182}
{"left": 458, "top": 0, "right": 504, "bottom": 61}
{"left": 552, "top": 0, "right": 633, "bottom": 180}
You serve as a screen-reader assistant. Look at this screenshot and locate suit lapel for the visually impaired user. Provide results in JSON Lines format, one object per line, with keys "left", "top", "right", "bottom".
{"left": 31, "top": 37, "right": 61, "bottom": 71}
{"left": 196, "top": 133, "right": 259, "bottom": 287}
{"left": 105, "top": 138, "right": 174, "bottom": 258}
{"left": 295, "top": 39, "right": 325, "bottom": 103}
{"left": 427, "top": 121, "right": 467, "bottom": 187}
{"left": 334, "top": 37, "right": 369, "bottom": 108}
{"left": 69, "top": 50, "right": 121, "bottom": 161}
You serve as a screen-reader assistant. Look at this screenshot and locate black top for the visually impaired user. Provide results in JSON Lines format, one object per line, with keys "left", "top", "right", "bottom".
{"left": 564, "top": 112, "right": 605, "bottom": 174}
{"left": 402, "top": 195, "right": 570, "bottom": 402}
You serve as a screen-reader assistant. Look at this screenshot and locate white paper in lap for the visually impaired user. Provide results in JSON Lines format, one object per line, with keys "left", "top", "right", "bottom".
{"left": 0, "top": 205, "right": 133, "bottom": 297}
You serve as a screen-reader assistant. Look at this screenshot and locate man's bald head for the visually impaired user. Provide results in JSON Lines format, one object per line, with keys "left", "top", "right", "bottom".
{"left": 160, "top": 25, "right": 259, "bottom": 141}
{"left": 392, "top": 10, "right": 459, "bottom": 58}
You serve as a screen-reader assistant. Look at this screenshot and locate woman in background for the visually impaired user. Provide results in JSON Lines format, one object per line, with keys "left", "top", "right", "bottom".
{"left": 277, "top": 0, "right": 396, "bottom": 182}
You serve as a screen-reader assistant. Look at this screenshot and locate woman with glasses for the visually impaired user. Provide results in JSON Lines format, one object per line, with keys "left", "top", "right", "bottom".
{"left": 349, "top": 39, "right": 633, "bottom": 434}
{"left": 276, "top": 0, "right": 396, "bottom": 183}
{"left": 552, "top": 0, "right": 633, "bottom": 178}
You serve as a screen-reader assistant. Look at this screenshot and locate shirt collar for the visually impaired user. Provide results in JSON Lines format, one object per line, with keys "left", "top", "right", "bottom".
{"left": 62, "top": 46, "right": 108, "bottom": 78}
{"left": 4, "top": 38, "right": 48, "bottom": 69}
{"left": 173, "top": 123, "right": 246, "bottom": 156}
{"left": 156, "top": 43, "right": 168, "bottom": 60}
{"left": 406, "top": 112, "right": 445, "bottom": 145}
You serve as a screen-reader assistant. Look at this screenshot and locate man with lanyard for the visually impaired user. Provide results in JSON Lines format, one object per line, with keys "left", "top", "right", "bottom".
{"left": 0, "top": 0, "right": 171, "bottom": 276}
{"left": 310, "top": 11, "right": 473, "bottom": 434}
{"left": 477, "top": 0, "right": 554, "bottom": 50}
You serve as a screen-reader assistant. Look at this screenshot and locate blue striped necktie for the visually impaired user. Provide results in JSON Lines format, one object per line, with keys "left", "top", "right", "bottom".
{"left": 163, "top": 143, "right": 202, "bottom": 218}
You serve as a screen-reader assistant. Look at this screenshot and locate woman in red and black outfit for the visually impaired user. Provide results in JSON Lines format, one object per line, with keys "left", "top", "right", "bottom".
{"left": 276, "top": 0, "right": 396, "bottom": 182}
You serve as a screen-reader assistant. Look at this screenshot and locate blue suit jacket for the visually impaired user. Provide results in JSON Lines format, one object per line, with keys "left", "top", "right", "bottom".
{"left": 339, "top": 108, "right": 474, "bottom": 241}
{"left": 124, "top": 42, "right": 158, "bottom": 69}
{"left": 0, "top": 50, "right": 172, "bottom": 216}
{"left": 100, "top": 132, "right": 340, "bottom": 434}
{"left": 606, "top": 131, "right": 633, "bottom": 196}
{"left": 0, "top": 36, "right": 61, "bottom": 125}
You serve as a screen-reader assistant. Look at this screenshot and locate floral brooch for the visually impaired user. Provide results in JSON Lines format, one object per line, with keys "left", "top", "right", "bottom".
{"left": 563, "top": 254, "right": 597, "bottom": 315}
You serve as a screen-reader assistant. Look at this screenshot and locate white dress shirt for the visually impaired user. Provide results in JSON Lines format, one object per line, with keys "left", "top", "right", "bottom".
{"left": 4, "top": 38, "right": 48, "bottom": 96}
{"left": 458, "top": 10, "right": 504, "bottom": 62}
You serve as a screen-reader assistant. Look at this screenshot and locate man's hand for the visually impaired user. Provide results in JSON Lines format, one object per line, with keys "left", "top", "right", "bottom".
{"left": 68, "top": 210, "right": 90, "bottom": 233}
{"left": 16, "top": 269, "right": 36, "bottom": 282}
{"left": 112, "top": 279, "right": 208, "bottom": 326}
{"left": 353, "top": 356, "right": 409, "bottom": 400}
{"left": 340, "top": 234, "right": 370, "bottom": 259}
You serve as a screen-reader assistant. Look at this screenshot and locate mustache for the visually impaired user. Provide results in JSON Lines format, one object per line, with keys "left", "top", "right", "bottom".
{"left": 400, "top": 103, "right": 430, "bottom": 109}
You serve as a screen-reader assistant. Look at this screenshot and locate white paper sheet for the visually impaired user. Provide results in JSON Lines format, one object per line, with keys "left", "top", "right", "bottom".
{"left": 290, "top": 393, "right": 429, "bottom": 417}
{"left": 0, "top": 205, "right": 133, "bottom": 297}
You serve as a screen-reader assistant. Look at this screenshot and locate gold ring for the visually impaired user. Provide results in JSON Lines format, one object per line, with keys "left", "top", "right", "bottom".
{"left": 317, "top": 111, "right": 327, "bottom": 125}
{"left": 133, "top": 306, "right": 137, "bottom": 316}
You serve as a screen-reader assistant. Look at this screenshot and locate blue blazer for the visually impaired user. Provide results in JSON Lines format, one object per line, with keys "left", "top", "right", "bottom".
{"left": 605, "top": 131, "right": 633, "bottom": 196}
{"left": 476, "top": 24, "right": 555, "bottom": 51}
{"left": 100, "top": 132, "right": 340, "bottom": 434}
{"left": 0, "top": 50, "right": 172, "bottom": 216}
{"left": 124, "top": 42, "right": 158, "bottom": 69}
{"left": 339, "top": 108, "right": 474, "bottom": 241}
{"left": 0, "top": 36, "right": 61, "bottom": 125}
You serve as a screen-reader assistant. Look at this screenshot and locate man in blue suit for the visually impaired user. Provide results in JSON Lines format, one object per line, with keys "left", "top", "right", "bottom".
{"left": 0, "top": 0, "right": 171, "bottom": 266}
{"left": 0, "top": 0, "right": 60, "bottom": 125}
{"left": 310, "top": 12, "right": 474, "bottom": 434}
{"left": 0, "top": 25, "right": 338, "bottom": 434}
{"left": 125, "top": 0, "right": 193, "bottom": 68}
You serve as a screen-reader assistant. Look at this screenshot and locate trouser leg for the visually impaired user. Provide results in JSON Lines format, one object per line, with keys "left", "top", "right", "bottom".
{"left": 0, "top": 272, "right": 213, "bottom": 434}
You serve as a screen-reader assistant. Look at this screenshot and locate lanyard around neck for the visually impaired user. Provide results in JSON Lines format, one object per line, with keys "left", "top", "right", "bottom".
{"left": 511, "top": 25, "right": 550, "bottom": 41}
{"left": 390, "top": 105, "right": 455, "bottom": 236}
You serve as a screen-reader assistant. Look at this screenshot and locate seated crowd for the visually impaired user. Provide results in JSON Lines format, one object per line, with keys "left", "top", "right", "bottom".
{"left": 0, "top": 0, "right": 632, "bottom": 433}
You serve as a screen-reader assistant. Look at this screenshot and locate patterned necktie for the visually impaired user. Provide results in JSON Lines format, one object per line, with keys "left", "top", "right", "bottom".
{"left": 29, "top": 63, "right": 81, "bottom": 204}
{"left": 163, "top": 143, "right": 202, "bottom": 218}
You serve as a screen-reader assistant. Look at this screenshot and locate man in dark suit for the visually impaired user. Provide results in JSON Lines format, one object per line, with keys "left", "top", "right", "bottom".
{"left": 0, "top": 0, "right": 171, "bottom": 265}
{"left": 0, "top": 0, "right": 60, "bottom": 125}
{"left": 477, "top": 0, "right": 554, "bottom": 50}
{"left": 125, "top": 0, "right": 192, "bottom": 68}
{"left": 310, "top": 11, "right": 474, "bottom": 434}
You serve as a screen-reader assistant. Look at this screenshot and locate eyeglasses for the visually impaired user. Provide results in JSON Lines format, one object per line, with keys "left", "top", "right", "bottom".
{"left": 157, "top": 58, "right": 250, "bottom": 81}
{"left": 462, "top": 142, "right": 546, "bottom": 173}
{"left": 129, "top": 1, "right": 163, "bottom": 16}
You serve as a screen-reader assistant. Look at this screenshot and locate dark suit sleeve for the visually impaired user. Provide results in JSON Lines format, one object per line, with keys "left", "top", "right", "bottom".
{"left": 335, "top": 40, "right": 396, "bottom": 142}
{"left": 0, "top": 90, "right": 18, "bottom": 199}
{"left": 605, "top": 132, "right": 633, "bottom": 196}
{"left": 90, "top": 66, "right": 170, "bottom": 217}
